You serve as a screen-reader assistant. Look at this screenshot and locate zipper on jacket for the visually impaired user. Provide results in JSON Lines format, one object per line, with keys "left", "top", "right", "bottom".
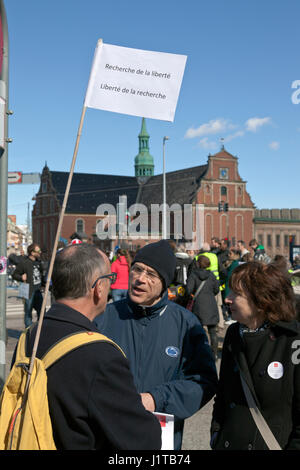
{"left": 136, "top": 307, "right": 147, "bottom": 388}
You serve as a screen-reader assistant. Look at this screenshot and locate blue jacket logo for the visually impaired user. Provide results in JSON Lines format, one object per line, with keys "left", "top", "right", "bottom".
{"left": 165, "top": 346, "right": 180, "bottom": 358}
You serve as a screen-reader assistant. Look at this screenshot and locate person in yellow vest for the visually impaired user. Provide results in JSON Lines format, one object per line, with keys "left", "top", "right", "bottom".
{"left": 196, "top": 243, "right": 225, "bottom": 329}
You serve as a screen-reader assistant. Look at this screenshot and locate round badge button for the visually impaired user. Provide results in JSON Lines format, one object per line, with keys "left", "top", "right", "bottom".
{"left": 267, "top": 361, "right": 284, "bottom": 379}
{"left": 165, "top": 346, "right": 180, "bottom": 358}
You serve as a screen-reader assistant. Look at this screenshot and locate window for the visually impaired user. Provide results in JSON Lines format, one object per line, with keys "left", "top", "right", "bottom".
{"left": 267, "top": 234, "right": 272, "bottom": 247}
{"left": 284, "top": 235, "right": 289, "bottom": 247}
{"left": 35, "top": 199, "right": 40, "bottom": 216}
{"left": 258, "top": 234, "right": 263, "bottom": 246}
{"left": 276, "top": 234, "right": 280, "bottom": 247}
{"left": 50, "top": 198, "right": 55, "bottom": 213}
{"left": 220, "top": 186, "right": 227, "bottom": 196}
{"left": 76, "top": 219, "right": 84, "bottom": 233}
{"left": 42, "top": 198, "right": 48, "bottom": 215}
{"left": 43, "top": 221, "right": 47, "bottom": 248}
{"left": 50, "top": 220, "right": 55, "bottom": 249}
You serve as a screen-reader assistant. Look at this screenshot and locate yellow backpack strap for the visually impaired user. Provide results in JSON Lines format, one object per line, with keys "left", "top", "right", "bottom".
{"left": 15, "top": 328, "right": 30, "bottom": 364}
{"left": 41, "top": 331, "right": 126, "bottom": 370}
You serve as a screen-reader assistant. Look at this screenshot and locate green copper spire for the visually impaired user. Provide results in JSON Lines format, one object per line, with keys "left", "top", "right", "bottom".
{"left": 135, "top": 118, "right": 154, "bottom": 180}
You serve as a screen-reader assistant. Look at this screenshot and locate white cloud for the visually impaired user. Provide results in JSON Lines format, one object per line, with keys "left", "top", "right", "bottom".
{"left": 185, "top": 118, "right": 236, "bottom": 139}
{"left": 245, "top": 117, "right": 271, "bottom": 132}
{"left": 224, "top": 130, "right": 245, "bottom": 142}
{"left": 184, "top": 116, "right": 274, "bottom": 151}
{"left": 269, "top": 141, "right": 280, "bottom": 150}
{"left": 197, "top": 137, "right": 218, "bottom": 150}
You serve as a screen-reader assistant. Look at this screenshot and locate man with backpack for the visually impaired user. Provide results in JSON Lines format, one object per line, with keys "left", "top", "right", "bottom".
{"left": 4, "top": 244, "right": 161, "bottom": 450}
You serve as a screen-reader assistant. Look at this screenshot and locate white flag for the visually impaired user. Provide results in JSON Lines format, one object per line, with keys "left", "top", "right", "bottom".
{"left": 84, "top": 41, "right": 187, "bottom": 122}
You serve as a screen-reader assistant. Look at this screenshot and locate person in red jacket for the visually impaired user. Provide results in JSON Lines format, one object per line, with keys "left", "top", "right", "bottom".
{"left": 110, "top": 249, "right": 131, "bottom": 302}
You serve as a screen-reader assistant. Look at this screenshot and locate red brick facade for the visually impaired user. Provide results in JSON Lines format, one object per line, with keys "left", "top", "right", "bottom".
{"left": 32, "top": 167, "right": 110, "bottom": 253}
{"left": 32, "top": 148, "right": 257, "bottom": 255}
{"left": 196, "top": 148, "right": 255, "bottom": 244}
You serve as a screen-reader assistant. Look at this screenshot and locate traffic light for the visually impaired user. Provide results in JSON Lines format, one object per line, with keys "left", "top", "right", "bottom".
{"left": 224, "top": 202, "right": 229, "bottom": 212}
{"left": 218, "top": 202, "right": 223, "bottom": 212}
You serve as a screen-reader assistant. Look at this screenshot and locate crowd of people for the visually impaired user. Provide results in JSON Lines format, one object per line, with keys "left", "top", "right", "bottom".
{"left": 5, "top": 234, "right": 300, "bottom": 450}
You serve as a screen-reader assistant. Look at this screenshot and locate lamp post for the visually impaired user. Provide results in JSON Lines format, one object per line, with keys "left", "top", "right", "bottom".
{"left": 162, "top": 136, "right": 169, "bottom": 239}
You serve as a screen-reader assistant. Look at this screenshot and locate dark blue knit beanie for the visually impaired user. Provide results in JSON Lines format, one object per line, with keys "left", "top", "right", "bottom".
{"left": 132, "top": 240, "right": 176, "bottom": 288}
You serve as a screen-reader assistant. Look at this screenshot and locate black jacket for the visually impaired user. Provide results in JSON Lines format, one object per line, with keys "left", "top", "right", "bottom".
{"left": 12, "top": 256, "right": 44, "bottom": 297}
{"left": 186, "top": 269, "right": 219, "bottom": 326}
{"left": 211, "top": 321, "right": 300, "bottom": 450}
{"left": 15, "top": 303, "right": 161, "bottom": 450}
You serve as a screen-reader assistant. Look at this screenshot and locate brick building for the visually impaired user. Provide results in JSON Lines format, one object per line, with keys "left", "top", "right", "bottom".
{"left": 31, "top": 118, "right": 298, "bottom": 259}
{"left": 196, "top": 147, "right": 255, "bottom": 245}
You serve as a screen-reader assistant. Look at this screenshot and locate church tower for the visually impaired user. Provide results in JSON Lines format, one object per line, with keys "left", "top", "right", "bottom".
{"left": 135, "top": 118, "right": 154, "bottom": 183}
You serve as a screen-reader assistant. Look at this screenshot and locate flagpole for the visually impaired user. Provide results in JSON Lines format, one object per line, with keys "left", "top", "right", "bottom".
{"left": 30, "top": 106, "right": 86, "bottom": 357}
{"left": 24, "top": 104, "right": 87, "bottom": 392}
{"left": 14, "top": 100, "right": 86, "bottom": 436}
{"left": 23, "top": 37, "right": 104, "bottom": 401}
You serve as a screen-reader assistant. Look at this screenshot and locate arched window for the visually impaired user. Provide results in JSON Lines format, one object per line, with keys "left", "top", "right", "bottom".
{"left": 221, "top": 186, "right": 227, "bottom": 196}
{"left": 76, "top": 218, "right": 84, "bottom": 234}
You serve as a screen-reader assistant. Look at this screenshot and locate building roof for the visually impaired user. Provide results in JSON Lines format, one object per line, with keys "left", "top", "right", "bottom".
{"left": 50, "top": 171, "right": 140, "bottom": 214}
{"left": 48, "top": 163, "right": 208, "bottom": 214}
{"left": 137, "top": 164, "right": 208, "bottom": 207}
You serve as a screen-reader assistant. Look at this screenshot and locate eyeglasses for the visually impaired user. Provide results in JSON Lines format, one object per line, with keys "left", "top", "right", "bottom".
{"left": 130, "top": 264, "right": 161, "bottom": 283}
{"left": 91, "top": 272, "right": 117, "bottom": 288}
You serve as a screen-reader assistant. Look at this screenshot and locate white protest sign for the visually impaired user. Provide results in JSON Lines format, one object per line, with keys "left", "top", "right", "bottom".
{"left": 84, "top": 41, "right": 187, "bottom": 122}
{"left": 154, "top": 412, "right": 174, "bottom": 450}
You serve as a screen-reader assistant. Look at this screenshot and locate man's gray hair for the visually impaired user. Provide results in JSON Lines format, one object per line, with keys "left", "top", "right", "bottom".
{"left": 52, "top": 243, "right": 107, "bottom": 300}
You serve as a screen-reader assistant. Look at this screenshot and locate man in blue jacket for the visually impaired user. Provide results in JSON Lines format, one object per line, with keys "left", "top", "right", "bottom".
{"left": 95, "top": 240, "right": 218, "bottom": 450}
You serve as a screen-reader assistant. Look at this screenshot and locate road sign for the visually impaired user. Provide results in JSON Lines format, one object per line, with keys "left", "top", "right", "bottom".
{"left": 21, "top": 172, "right": 40, "bottom": 184}
{"left": 8, "top": 171, "right": 22, "bottom": 184}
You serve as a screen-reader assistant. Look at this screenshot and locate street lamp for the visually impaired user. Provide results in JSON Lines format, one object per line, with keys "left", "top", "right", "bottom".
{"left": 162, "top": 136, "right": 169, "bottom": 239}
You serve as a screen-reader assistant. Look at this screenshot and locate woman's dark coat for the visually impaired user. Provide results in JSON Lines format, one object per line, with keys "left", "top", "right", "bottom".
{"left": 186, "top": 269, "right": 220, "bottom": 326}
{"left": 211, "top": 321, "right": 300, "bottom": 450}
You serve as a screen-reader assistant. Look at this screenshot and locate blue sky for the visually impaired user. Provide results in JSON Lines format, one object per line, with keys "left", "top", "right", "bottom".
{"left": 5, "top": 0, "right": 300, "bottom": 224}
